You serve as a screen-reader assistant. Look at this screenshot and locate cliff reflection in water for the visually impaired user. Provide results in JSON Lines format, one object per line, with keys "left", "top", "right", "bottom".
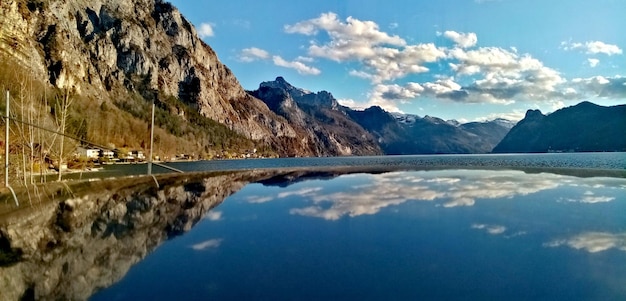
{"left": 0, "top": 170, "right": 289, "bottom": 301}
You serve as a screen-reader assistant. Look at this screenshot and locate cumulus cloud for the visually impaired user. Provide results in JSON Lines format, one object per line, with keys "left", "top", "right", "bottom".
{"left": 587, "top": 58, "right": 600, "bottom": 68}
{"left": 448, "top": 47, "right": 566, "bottom": 103}
{"left": 283, "top": 12, "right": 625, "bottom": 109}
{"left": 561, "top": 40, "right": 623, "bottom": 55}
{"left": 273, "top": 56, "right": 321, "bottom": 75}
{"left": 443, "top": 31, "right": 478, "bottom": 48}
{"left": 190, "top": 238, "right": 223, "bottom": 251}
{"left": 365, "top": 35, "right": 566, "bottom": 105}
{"left": 198, "top": 22, "right": 215, "bottom": 38}
{"left": 239, "top": 47, "right": 270, "bottom": 62}
{"left": 285, "top": 13, "right": 445, "bottom": 83}
{"left": 285, "top": 12, "right": 406, "bottom": 47}
{"left": 239, "top": 48, "right": 321, "bottom": 75}
{"left": 571, "top": 75, "right": 626, "bottom": 98}
{"left": 545, "top": 232, "right": 626, "bottom": 253}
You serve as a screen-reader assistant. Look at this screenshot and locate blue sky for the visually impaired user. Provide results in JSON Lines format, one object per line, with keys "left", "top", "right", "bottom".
{"left": 168, "top": 0, "right": 626, "bottom": 122}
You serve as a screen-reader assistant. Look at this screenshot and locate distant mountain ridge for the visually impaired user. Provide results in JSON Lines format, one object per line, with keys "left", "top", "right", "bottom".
{"left": 493, "top": 102, "right": 626, "bottom": 153}
{"left": 252, "top": 77, "right": 513, "bottom": 155}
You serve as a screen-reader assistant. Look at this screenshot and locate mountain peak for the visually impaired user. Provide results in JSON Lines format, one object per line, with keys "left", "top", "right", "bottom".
{"left": 524, "top": 109, "right": 545, "bottom": 120}
{"left": 260, "top": 76, "right": 310, "bottom": 98}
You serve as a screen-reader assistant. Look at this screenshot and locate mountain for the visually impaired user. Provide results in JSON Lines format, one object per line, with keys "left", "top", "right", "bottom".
{"left": 1, "top": 0, "right": 514, "bottom": 159}
{"left": 0, "top": 0, "right": 318, "bottom": 158}
{"left": 249, "top": 77, "right": 382, "bottom": 156}
{"left": 347, "top": 106, "right": 512, "bottom": 154}
{"left": 493, "top": 102, "right": 626, "bottom": 153}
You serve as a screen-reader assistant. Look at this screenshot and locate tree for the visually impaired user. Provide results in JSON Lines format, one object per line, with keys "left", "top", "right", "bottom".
{"left": 54, "top": 87, "right": 74, "bottom": 181}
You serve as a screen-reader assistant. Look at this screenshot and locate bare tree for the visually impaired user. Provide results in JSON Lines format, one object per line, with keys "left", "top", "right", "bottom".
{"left": 55, "top": 87, "right": 74, "bottom": 181}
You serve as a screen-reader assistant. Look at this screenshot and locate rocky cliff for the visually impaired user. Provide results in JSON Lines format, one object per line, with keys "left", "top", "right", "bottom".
{"left": 493, "top": 102, "right": 626, "bottom": 153}
{"left": 0, "top": 0, "right": 305, "bottom": 154}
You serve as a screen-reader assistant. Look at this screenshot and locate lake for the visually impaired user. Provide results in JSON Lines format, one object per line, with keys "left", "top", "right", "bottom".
{"left": 1, "top": 153, "right": 625, "bottom": 300}
{"left": 91, "top": 153, "right": 625, "bottom": 300}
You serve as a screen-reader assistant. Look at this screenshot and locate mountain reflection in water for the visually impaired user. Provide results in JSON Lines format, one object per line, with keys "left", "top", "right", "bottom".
{"left": 1, "top": 166, "right": 625, "bottom": 300}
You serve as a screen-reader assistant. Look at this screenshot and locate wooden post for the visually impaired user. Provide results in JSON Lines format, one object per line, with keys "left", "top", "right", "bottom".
{"left": 5, "top": 90, "right": 9, "bottom": 187}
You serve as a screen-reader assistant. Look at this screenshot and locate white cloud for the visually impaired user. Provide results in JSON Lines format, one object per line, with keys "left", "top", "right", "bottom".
{"left": 239, "top": 47, "right": 270, "bottom": 62}
{"left": 475, "top": 110, "right": 526, "bottom": 122}
{"left": 190, "top": 238, "right": 223, "bottom": 251}
{"left": 561, "top": 40, "right": 623, "bottom": 56}
{"left": 545, "top": 232, "right": 626, "bottom": 253}
{"left": 448, "top": 47, "right": 566, "bottom": 103}
{"left": 273, "top": 56, "right": 321, "bottom": 75}
{"left": 198, "top": 22, "right": 215, "bottom": 38}
{"left": 571, "top": 75, "right": 626, "bottom": 98}
{"left": 285, "top": 12, "right": 406, "bottom": 47}
{"left": 285, "top": 13, "right": 445, "bottom": 83}
{"left": 284, "top": 13, "right": 625, "bottom": 108}
{"left": 296, "top": 56, "right": 315, "bottom": 63}
{"left": 365, "top": 83, "right": 426, "bottom": 112}
{"left": 443, "top": 31, "right": 478, "bottom": 48}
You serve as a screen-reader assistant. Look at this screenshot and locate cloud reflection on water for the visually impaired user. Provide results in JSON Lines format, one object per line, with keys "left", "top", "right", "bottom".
{"left": 288, "top": 170, "right": 565, "bottom": 220}
{"left": 247, "top": 187, "right": 323, "bottom": 204}
{"left": 203, "top": 211, "right": 223, "bottom": 221}
{"left": 471, "top": 223, "right": 507, "bottom": 235}
{"left": 545, "top": 232, "right": 626, "bottom": 253}
{"left": 190, "top": 238, "right": 224, "bottom": 251}
{"left": 560, "top": 190, "right": 616, "bottom": 204}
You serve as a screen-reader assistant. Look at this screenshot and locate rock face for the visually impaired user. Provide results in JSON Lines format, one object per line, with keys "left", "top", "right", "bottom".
{"left": 347, "top": 106, "right": 512, "bottom": 154}
{"left": 250, "top": 77, "right": 383, "bottom": 156}
{"left": 0, "top": 0, "right": 300, "bottom": 149}
{"left": 493, "top": 102, "right": 626, "bottom": 153}
{"left": 0, "top": 171, "right": 282, "bottom": 301}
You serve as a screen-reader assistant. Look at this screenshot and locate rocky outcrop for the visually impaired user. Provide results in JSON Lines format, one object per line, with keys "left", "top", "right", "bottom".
{"left": 0, "top": 170, "right": 281, "bottom": 301}
{"left": 250, "top": 77, "right": 383, "bottom": 156}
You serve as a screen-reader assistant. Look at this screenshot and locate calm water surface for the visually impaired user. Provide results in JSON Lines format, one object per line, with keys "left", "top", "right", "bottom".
{"left": 91, "top": 160, "right": 626, "bottom": 300}
{"left": 92, "top": 152, "right": 626, "bottom": 178}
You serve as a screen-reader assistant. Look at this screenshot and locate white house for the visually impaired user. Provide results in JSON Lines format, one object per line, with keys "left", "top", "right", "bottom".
{"left": 76, "top": 147, "right": 100, "bottom": 159}
{"left": 100, "top": 149, "right": 115, "bottom": 159}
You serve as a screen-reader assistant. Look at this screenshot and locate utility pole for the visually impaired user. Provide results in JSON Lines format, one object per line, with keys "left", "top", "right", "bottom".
{"left": 148, "top": 101, "right": 155, "bottom": 175}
